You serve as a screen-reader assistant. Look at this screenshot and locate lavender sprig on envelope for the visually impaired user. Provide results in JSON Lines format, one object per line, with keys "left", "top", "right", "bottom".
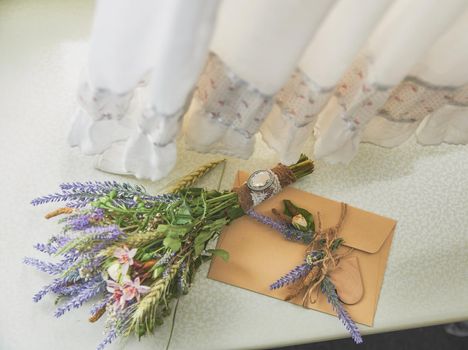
{"left": 253, "top": 200, "right": 363, "bottom": 344}
{"left": 321, "top": 277, "right": 363, "bottom": 344}
{"left": 270, "top": 262, "right": 312, "bottom": 290}
{"left": 247, "top": 199, "right": 314, "bottom": 244}
{"left": 247, "top": 209, "right": 313, "bottom": 244}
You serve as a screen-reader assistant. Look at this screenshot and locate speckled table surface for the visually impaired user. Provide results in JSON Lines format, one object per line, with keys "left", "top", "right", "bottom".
{"left": 1, "top": 1, "right": 467, "bottom": 350}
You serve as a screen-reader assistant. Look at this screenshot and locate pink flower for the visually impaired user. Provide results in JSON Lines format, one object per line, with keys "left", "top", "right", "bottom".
{"left": 106, "top": 280, "right": 126, "bottom": 309}
{"left": 111, "top": 246, "right": 137, "bottom": 278}
{"left": 122, "top": 277, "right": 150, "bottom": 303}
{"left": 106, "top": 277, "right": 150, "bottom": 309}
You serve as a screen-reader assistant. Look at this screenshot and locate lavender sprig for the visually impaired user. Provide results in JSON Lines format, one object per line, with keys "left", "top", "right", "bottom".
{"left": 156, "top": 251, "right": 176, "bottom": 267}
{"left": 83, "top": 225, "right": 124, "bottom": 240}
{"left": 54, "top": 276, "right": 106, "bottom": 317}
{"left": 69, "top": 214, "right": 93, "bottom": 230}
{"left": 321, "top": 277, "right": 363, "bottom": 344}
{"left": 23, "top": 256, "right": 77, "bottom": 275}
{"left": 65, "top": 208, "right": 105, "bottom": 231}
{"left": 247, "top": 209, "right": 313, "bottom": 243}
{"left": 31, "top": 181, "right": 178, "bottom": 208}
{"left": 54, "top": 280, "right": 95, "bottom": 297}
{"left": 97, "top": 303, "right": 135, "bottom": 350}
{"left": 96, "top": 328, "right": 118, "bottom": 350}
{"left": 90, "top": 296, "right": 111, "bottom": 316}
{"left": 33, "top": 242, "right": 59, "bottom": 255}
{"left": 32, "top": 271, "right": 81, "bottom": 302}
{"left": 270, "top": 262, "right": 312, "bottom": 290}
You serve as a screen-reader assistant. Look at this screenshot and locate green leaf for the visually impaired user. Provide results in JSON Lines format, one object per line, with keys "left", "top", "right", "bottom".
{"left": 205, "top": 218, "right": 228, "bottom": 230}
{"left": 283, "top": 199, "right": 299, "bottom": 217}
{"left": 207, "top": 248, "right": 230, "bottom": 262}
{"left": 174, "top": 202, "right": 193, "bottom": 225}
{"left": 156, "top": 224, "right": 170, "bottom": 233}
{"left": 157, "top": 224, "right": 191, "bottom": 237}
{"left": 163, "top": 236, "right": 181, "bottom": 252}
{"left": 194, "top": 230, "right": 214, "bottom": 256}
{"left": 227, "top": 206, "right": 244, "bottom": 220}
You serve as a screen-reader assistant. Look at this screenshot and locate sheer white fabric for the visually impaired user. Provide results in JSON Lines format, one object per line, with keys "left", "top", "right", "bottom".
{"left": 70, "top": 0, "right": 220, "bottom": 180}
{"left": 71, "top": 0, "right": 468, "bottom": 180}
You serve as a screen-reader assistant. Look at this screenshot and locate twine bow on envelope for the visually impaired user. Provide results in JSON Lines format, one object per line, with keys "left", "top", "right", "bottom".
{"left": 285, "top": 203, "right": 364, "bottom": 307}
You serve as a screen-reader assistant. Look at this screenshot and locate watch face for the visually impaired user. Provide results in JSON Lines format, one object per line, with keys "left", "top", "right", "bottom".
{"left": 247, "top": 170, "right": 274, "bottom": 191}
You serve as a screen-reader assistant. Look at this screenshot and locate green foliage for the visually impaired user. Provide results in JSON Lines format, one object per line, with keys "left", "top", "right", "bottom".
{"left": 193, "top": 218, "right": 227, "bottom": 256}
{"left": 172, "top": 201, "right": 192, "bottom": 225}
{"left": 160, "top": 224, "right": 192, "bottom": 252}
{"left": 207, "top": 248, "right": 230, "bottom": 262}
{"left": 227, "top": 206, "right": 244, "bottom": 220}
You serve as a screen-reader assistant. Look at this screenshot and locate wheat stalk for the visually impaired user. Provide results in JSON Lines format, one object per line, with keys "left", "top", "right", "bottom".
{"left": 128, "top": 262, "right": 181, "bottom": 335}
{"left": 126, "top": 230, "right": 164, "bottom": 246}
{"left": 167, "top": 159, "right": 225, "bottom": 193}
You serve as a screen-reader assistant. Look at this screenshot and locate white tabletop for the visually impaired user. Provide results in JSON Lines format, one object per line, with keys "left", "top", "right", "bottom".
{"left": 1, "top": 1, "right": 467, "bottom": 350}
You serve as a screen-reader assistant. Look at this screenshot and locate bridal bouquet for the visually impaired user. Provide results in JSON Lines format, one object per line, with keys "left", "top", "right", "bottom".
{"left": 25, "top": 155, "right": 314, "bottom": 349}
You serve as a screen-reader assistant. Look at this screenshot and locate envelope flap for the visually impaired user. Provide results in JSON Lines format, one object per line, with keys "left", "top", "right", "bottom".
{"left": 339, "top": 204, "right": 396, "bottom": 253}
{"left": 234, "top": 171, "right": 396, "bottom": 254}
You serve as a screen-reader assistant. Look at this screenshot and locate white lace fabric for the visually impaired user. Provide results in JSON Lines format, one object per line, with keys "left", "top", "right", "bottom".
{"left": 70, "top": 0, "right": 468, "bottom": 180}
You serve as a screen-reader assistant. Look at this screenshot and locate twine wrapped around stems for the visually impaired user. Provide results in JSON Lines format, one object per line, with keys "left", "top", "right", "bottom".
{"left": 285, "top": 203, "right": 351, "bottom": 306}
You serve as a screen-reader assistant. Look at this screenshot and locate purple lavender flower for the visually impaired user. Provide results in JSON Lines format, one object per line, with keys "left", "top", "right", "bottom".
{"left": 270, "top": 262, "right": 312, "bottom": 290}
{"left": 96, "top": 328, "right": 117, "bottom": 350}
{"left": 33, "top": 242, "right": 58, "bottom": 255}
{"left": 33, "top": 272, "right": 81, "bottom": 302}
{"left": 91, "top": 208, "right": 105, "bottom": 221}
{"left": 321, "top": 277, "right": 363, "bottom": 344}
{"left": 31, "top": 181, "right": 178, "bottom": 208}
{"left": 33, "top": 283, "right": 55, "bottom": 303}
{"left": 51, "top": 235, "right": 72, "bottom": 248}
{"left": 156, "top": 252, "right": 176, "bottom": 266}
{"left": 95, "top": 304, "right": 136, "bottom": 350}
{"left": 67, "top": 208, "right": 106, "bottom": 231}
{"left": 23, "top": 257, "right": 76, "bottom": 275}
{"left": 54, "top": 276, "right": 106, "bottom": 317}
{"left": 247, "top": 209, "right": 313, "bottom": 244}
{"left": 90, "top": 296, "right": 111, "bottom": 316}
{"left": 69, "top": 214, "right": 92, "bottom": 230}
{"left": 83, "top": 225, "right": 124, "bottom": 240}
{"left": 55, "top": 280, "right": 93, "bottom": 297}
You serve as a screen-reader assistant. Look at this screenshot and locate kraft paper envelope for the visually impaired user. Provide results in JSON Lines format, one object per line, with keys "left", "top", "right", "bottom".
{"left": 208, "top": 171, "right": 396, "bottom": 326}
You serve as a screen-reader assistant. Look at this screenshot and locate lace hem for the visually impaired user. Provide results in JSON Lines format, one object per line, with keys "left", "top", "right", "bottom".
{"left": 185, "top": 54, "right": 274, "bottom": 158}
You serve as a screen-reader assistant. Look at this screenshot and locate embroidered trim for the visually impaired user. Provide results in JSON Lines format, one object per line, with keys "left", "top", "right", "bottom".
{"left": 331, "top": 54, "right": 468, "bottom": 130}
{"left": 378, "top": 80, "right": 468, "bottom": 124}
{"left": 195, "top": 54, "right": 274, "bottom": 140}
{"left": 276, "top": 69, "right": 333, "bottom": 127}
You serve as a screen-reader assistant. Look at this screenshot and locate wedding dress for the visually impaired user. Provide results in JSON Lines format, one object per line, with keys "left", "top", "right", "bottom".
{"left": 69, "top": 0, "right": 468, "bottom": 180}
